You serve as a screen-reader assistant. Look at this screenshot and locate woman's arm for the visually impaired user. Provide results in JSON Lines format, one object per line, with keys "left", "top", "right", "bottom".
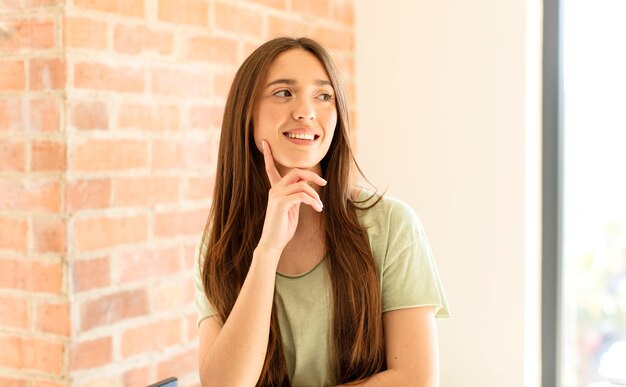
{"left": 198, "top": 141, "right": 326, "bottom": 386}
{"left": 337, "top": 306, "right": 440, "bottom": 387}
{"left": 198, "top": 247, "right": 281, "bottom": 386}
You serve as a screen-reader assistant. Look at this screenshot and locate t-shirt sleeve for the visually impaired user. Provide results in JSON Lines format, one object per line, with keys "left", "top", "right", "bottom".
{"left": 193, "top": 236, "right": 218, "bottom": 326}
{"left": 381, "top": 201, "right": 450, "bottom": 319}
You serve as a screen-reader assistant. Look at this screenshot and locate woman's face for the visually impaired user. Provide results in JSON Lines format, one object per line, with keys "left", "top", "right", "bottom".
{"left": 253, "top": 48, "right": 338, "bottom": 176}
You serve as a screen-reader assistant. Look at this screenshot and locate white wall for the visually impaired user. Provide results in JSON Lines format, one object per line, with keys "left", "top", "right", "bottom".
{"left": 354, "top": 1, "right": 542, "bottom": 386}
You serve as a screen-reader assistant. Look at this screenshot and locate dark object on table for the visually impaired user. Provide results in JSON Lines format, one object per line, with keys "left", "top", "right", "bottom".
{"left": 147, "top": 377, "right": 178, "bottom": 387}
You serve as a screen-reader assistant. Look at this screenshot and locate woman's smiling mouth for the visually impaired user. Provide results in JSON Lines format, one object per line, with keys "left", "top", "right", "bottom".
{"left": 282, "top": 131, "right": 320, "bottom": 145}
{"left": 284, "top": 132, "right": 318, "bottom": 140}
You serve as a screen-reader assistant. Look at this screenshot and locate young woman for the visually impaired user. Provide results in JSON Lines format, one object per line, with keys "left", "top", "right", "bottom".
{"left": 194, "top": 37, "right": 449, "bottom": 387}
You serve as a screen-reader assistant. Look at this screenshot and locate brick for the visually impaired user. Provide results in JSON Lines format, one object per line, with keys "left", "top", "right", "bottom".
{"left": 0, "top": 61, "right": 26, "bottom": 90}
{"left": 74, "top": 0, "right": 144, "bottom": 17}
{"left": 156, "top": 347, "right": 197, "bottom": 380}
{"left": 186, "top": 312, "right": 198, "bottom": 341}
{"left": 242, "top": 42, "right": 259, "bottom": 59}
{"left": 154, "top": 208, "right": 208, "bottom": 237}
{"left": 186, "top": 35, "right": 238, "bottom": 65}
{"left": 29, "top": 97, "right": 59, "bottom": 132}
{"left": 333, "top": 55, "right": 354, "bottom": 81}
{"left": 0, "top": 377, "right": 27, "bottom": 387}
{"left": 157, "top": 0, "right": 208, "bottom": 26}
{"left": 0, "top": 296, "right": 29, "bottom": 329}
{"left": 81, "top": 376, "right": 119, "bottom": 387}
{"left": 32, "top": 215, "right": 66, "bottom": 253}
{"left": 73, "top": 257, "right": 110, "bottom": 292}
{"left": 0, "top": 258, "right": 63, "bottom": 293}
{"left": 213, "top": 71, "right": 235, "bottom": 99}
{"left": 185, "top": 175, "right": 214, "bottom": 200}
{"left": 116, "top": 246, "right": 180, "bottom": 283}
{"left": 0, "top": 140, "right": 26, "bottom": 171}
{"left": 182, "top": 243, "right": 196, "bottom": 269}
{"left": 151, "top": 67, "right": 211, "bottom": 98}
{"left": 36, "top": 301, "right": 70, "bottom": 335}
{"left": 151, "top": 136, "right": 212, "bottom": 170}
{"left": 244, "top": 0, "right": 286, "bottom": 10}
{"left": 124, "top": 367, "right": 150, "bottom": 387}
{"left": 0, "top": 179, "right": 61, "bottom": 212}
{"left": 0, "top": 97, "right": 24, "bottom": 131}
{"left": 80, "top": 289, "right": 149, "bottom": 331}
{"left": 114, "top": 24, "right": 174, "bottom": 56}
{"left": 189, "top": 104, "right": 223, "bottom": 130}
{"left": 30, "top": 58, "right": 66, "bottom": 90}
{"left": 121, "top": 319, "right": 181, "bottom": 358}
{"left": 214, "top": 3, "right": 263, "bottom": 37}
{"left": 150, "top": 279, "right": 194, "bottom": 312}
{"left": 73, "top": 214, "right": 148, "bottom": 252}
{"left": 64, "top": 16, "right": 107, "bottom": 49}
{"left": 4, "top": 97, "right": 59, "bottom": 132}
{"left": 291, "top": 0, "right": 329, "bottom": 18}
{"left": 0, "top": 19, "right": 55, "bottom": 52}
{"left": 0, "top": 0, "right": 63, "bottom": 9}
{"left": 70, "top": 100, "right": 108, "bottom": 130}
{"left": 74, "top": 62, "right": 145, "bottom": 93}
{"left": 71, "top": 138, "right": 148, "bottom": 171}
{"left": 65, "top": 179, "right": 111, "bottom": 212}
{"left": 33, "top": 381, "right": 67, "bottom": 387}
{"left": 345, "top": 81, "right": 356, "bottom": 106}
{"left": 31, "top": 140, "right": 66, "bottom": 171}
{"left": 0, "top": 335, "right": 64, "bottom": 374}
{"left": 310, "top": 26, "right": 353, "bottom": 51}
{"left": 186, "top": 133, "right": 216, "bottom": 166}
{"left": 267, "top": 16, "right": 310, "bottom": 38}
{"left": 117, "top": 103, "right": 180, "bottom": 131}
{"left": 331, "top": 0, "right": 354, "bottom": 25}
{"left": 0, "top": 216, "right": 27, "bottom": 250}
{"left": 70, "top": 337, "right": 112, "bottom": 370}
{"left": 112, "top": 176, "right": 180, "bottom": 206}
{"left": 208, "top": 130, "right": 219, "bottom": 165}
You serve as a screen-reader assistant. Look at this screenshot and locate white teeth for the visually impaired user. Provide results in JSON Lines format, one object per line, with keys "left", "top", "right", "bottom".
{"left": 286, "top": 133, "right": 315, "bottom": 140}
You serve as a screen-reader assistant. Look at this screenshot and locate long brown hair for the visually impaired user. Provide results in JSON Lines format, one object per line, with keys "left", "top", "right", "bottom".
{"left": 201, "top": 37, "right": 385, "bottom": 386}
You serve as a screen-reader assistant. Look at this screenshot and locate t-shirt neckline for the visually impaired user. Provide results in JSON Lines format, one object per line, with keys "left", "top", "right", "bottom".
{"left": 276, "top": 253, "right": 328, "bottom": 279}
{"left": 275, "top": 187, "right": 371, "bottom": 279}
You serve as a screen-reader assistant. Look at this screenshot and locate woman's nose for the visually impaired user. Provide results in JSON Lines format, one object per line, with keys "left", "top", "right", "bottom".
{"left": 292, "top": 99, "right": 315, "bottom": 121}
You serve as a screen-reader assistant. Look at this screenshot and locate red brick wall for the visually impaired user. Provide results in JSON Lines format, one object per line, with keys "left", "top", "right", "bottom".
{"left": 1, "top": 0, "right": 355, "bottom": 386}
{"left": 1, "top": 1, "right": 68, "bottom": 387}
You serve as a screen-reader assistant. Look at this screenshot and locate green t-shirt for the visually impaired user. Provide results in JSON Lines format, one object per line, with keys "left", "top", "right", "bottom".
{"left": 193, "top": 190, "right": 450, "bottom": 386}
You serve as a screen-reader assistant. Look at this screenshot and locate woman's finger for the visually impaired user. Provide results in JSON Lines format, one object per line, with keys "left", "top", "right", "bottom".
{"left": 262, "top": 140, "right": 282, "bottom": 187}
{"left": 283, "top": 192, "right": 323, "bottom": 212}
{"left": 278, "top": 181, "right": 323, "bottom": 208}
{"left": 280, "top": 168, "right": 327, "bottom": 188}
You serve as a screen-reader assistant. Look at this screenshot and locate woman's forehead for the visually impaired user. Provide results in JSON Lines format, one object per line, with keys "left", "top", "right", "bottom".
{"left": 264, "top": 48, "right": 331, "bottom": 83}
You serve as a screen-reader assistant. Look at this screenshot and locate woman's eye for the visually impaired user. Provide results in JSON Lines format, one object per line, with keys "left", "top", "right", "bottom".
{"left": 274, "top": 90, "right": 292, "bottom": 97}
{"left": 318, "top": 93, "right": 334, "bottom": 101}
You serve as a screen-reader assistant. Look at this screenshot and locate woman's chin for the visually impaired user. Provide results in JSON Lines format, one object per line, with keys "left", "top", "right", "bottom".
{"left": 275, "top": 158, "right": 320, "bottom": 173}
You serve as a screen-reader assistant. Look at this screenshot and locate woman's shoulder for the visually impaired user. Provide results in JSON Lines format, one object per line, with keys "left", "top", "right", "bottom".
{"left": 353, "top": 187, "right": 420, "bottom": 222}
{"left": 353, "top": 187, "right": 427, "bottom": 241}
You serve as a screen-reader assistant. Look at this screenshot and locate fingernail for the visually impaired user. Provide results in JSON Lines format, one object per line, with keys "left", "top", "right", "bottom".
{"left": 318, "top": 200, "right": 324, "bottom": 208}
{"left": 321, "top": 178, "right": 327, "bottom": 185}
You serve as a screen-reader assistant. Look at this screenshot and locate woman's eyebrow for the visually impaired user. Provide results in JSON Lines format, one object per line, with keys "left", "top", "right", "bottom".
{"left": 266, "top": 78, "right": 295, "bottom": 88}
{"left": 265, "top": 79, "right": 332, "bottom": 88}
{"left": 315, "top": 79, "right": 332, "bottom": 87}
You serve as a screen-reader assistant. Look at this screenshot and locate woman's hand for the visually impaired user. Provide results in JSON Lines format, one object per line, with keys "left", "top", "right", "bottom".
{"left": 256, "top": 140, "right": 326, "bottom": 261}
